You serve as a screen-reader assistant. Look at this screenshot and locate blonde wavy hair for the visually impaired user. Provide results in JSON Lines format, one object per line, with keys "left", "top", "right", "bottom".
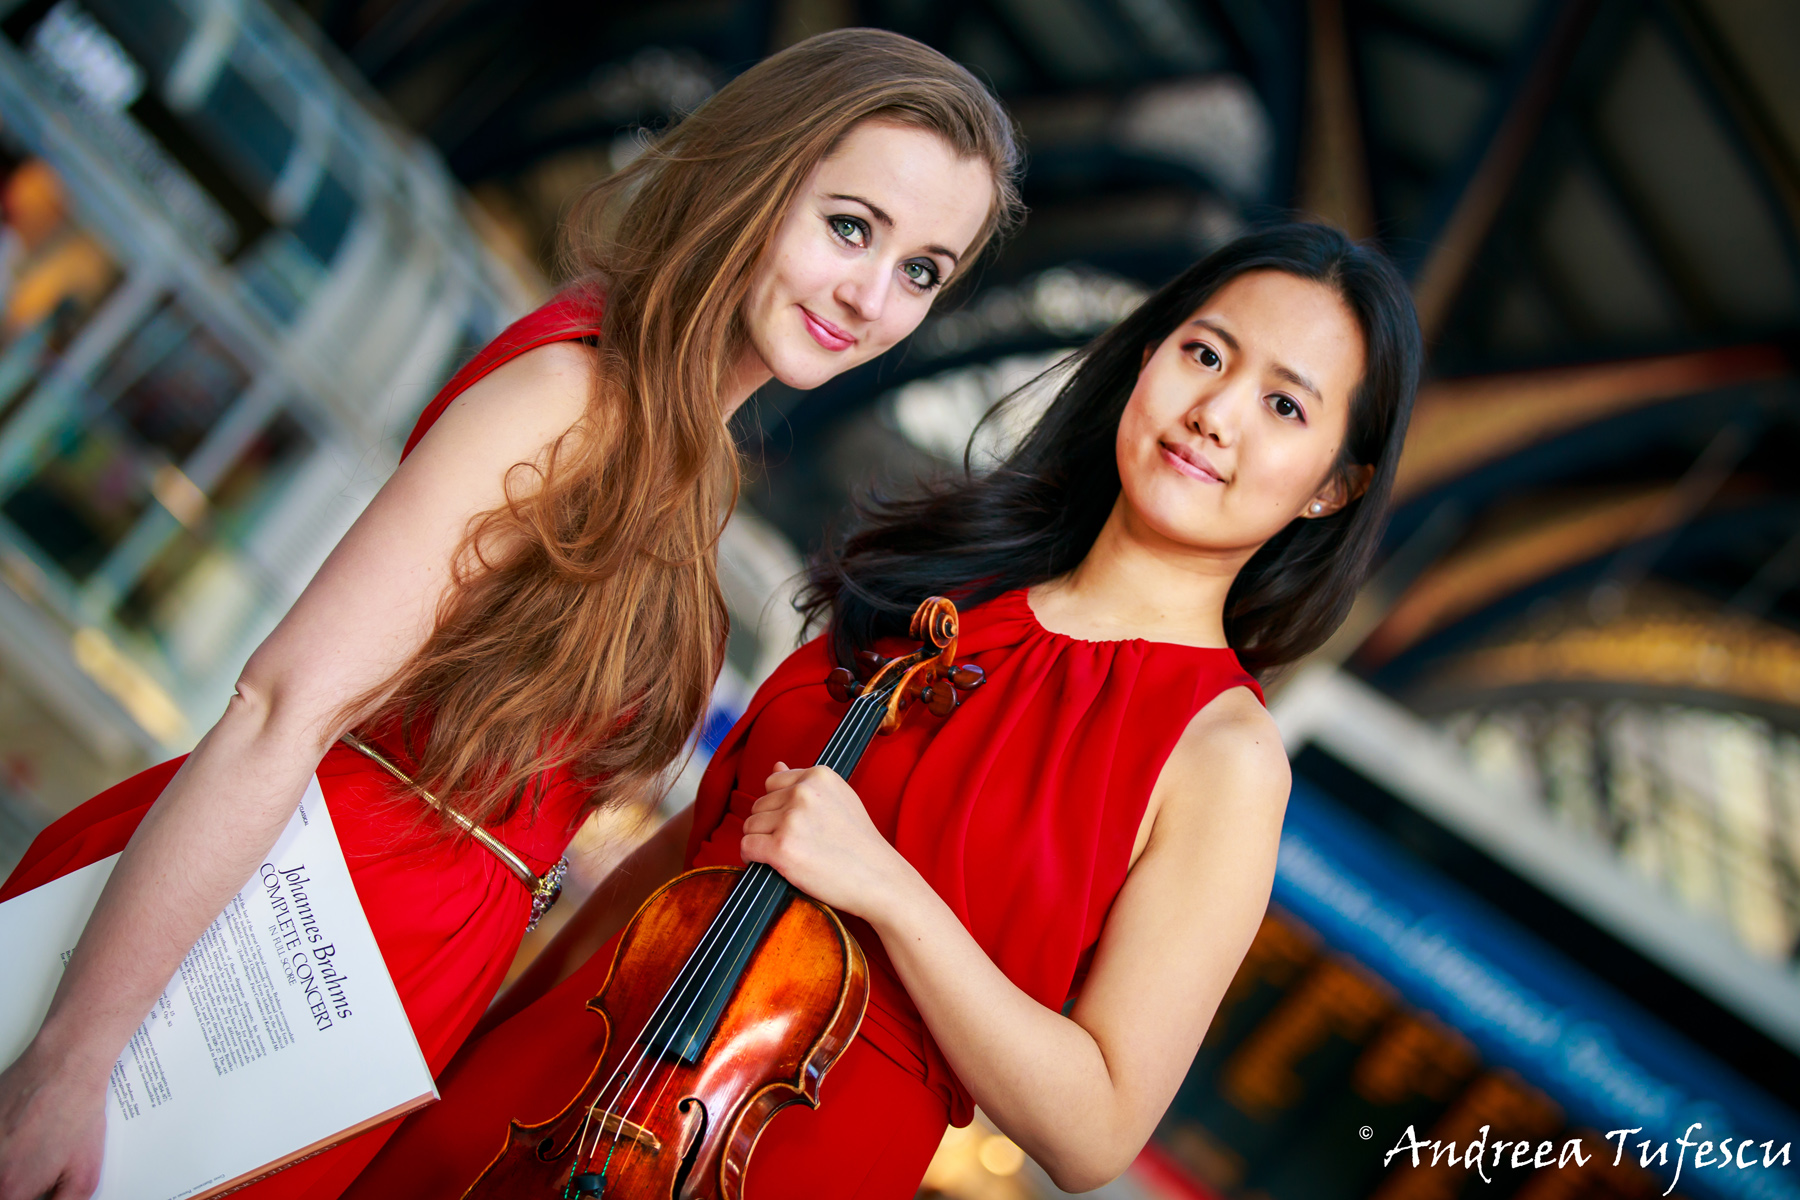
{"left": 352, "top": 29, "right": 1023, "bottom": 829}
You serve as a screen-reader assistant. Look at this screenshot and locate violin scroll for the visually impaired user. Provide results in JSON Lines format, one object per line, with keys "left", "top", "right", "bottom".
{"left": 827, "top": 597, "right": 985, "bottom": 734}
{"left": 908, "top": 595, "right": 959, "bottom": 658}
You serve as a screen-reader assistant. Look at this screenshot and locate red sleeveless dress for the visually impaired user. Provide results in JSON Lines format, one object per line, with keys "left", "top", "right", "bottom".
{"left": 343, "top": 591, "right": 1262, "bottom": 1199}
{"left": 0, "top": 294, "right": 607, "bottom": 1200}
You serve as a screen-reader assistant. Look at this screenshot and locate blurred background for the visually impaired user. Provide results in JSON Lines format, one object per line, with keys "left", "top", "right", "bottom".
{"left": 0, "top": 0, "right": 1794, "bottom": 1195}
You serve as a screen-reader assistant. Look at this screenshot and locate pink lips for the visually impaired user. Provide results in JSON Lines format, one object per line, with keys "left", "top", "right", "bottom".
{"left": 1160, "top": 441, "right": 1224, "bottom": 483}
{"left": 800, "top": 307, "right": 855, "bottom": 352}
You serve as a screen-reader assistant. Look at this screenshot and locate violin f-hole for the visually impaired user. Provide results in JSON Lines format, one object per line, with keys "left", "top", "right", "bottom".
{"left": 672, "top": 1096, "right": 709, "bottom": 1195}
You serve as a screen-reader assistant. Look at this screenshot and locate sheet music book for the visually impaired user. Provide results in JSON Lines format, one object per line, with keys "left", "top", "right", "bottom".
{"left": 0, "top": 777, "right": 437, "bottom": 1200}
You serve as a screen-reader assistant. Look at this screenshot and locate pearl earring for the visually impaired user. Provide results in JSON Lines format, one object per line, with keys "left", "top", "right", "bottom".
{"left": 1309, "top": 501, "right": 1323, "bottom": 515}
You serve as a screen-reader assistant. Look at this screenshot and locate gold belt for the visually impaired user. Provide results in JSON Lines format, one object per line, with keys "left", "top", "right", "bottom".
{"left": 338, "top": 732, "right": 567, "bottom": 932}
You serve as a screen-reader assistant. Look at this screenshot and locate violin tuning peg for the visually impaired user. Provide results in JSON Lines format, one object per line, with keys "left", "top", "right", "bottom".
{"left": 950, "top": 663, "right": 986, "bottom": 691}
{"left": 825, "top": 667, "right": 861, "bottom": 703}
{"left": 923, "top": 684, "right": 957, "bottom": 717}
{"left": 854, "top": 650, "right": 886, "bottom": 681}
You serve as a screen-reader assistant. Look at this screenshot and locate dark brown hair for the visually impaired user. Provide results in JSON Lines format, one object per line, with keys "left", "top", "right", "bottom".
{"left": 804, "top": 223, "right": 1420, "bottom": 679}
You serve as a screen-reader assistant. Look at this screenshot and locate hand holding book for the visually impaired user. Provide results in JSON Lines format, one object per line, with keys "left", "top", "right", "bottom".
{"left": 0, "top": 779, "right": 435, "bottom": 1200}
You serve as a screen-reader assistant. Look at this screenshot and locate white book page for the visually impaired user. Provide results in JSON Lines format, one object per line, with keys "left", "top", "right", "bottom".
{"left": 0, "top": 777, "right": 437, "bottom": 1200}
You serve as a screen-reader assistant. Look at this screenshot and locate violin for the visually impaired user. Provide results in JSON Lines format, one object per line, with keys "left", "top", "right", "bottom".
{"left": 462, "top": 597, "right": 985, "bottom": 1199}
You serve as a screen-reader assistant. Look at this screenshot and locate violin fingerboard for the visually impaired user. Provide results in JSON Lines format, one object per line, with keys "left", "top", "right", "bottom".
{"left": 640, "top": 863, "right": 793, "bottom": 1065}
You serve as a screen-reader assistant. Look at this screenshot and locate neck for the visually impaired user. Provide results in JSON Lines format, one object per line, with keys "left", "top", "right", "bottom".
{"left": 720, "top": 345, "right": 774, "bottom": 418}
{"left": 1032, "top": 497, "right": 1257, "bottom": 648}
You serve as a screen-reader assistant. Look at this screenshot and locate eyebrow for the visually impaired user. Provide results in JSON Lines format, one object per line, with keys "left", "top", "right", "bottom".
{"left": 1190, "top": 317, "right": 1239, "bottom": 354}
{"left": 827, "top": 192, "right": 961, "bottom": 267}
{"left": 1189, "top": 317, "right": 1324, "bottom": 404}
{"left": 1274, "top": 365, "right": 1323, "bottom": 404}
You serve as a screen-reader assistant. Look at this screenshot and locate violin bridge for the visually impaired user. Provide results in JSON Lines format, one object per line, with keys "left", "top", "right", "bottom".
{"left": 582, "top": 1106, "right": 664, "bottom": 1155}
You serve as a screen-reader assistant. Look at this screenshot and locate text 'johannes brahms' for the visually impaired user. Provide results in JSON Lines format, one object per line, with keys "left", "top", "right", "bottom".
{"left": 260, "top": 863, "right": 355, "bottom": 1030}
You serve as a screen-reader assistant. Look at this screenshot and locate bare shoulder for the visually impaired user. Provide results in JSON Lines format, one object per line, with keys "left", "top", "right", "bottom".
{"left": 407, "top": 339, "right": 600, "bottom": 472}
{"left": 1158, "top": 685, "right": 1291, "bottom": 827}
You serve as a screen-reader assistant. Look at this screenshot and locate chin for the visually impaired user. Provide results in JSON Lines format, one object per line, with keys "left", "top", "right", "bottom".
{"left": 769, "top": 343, "right": 859, "bottom": 390}
{"left": 769, "top": 358, "right": 838, "bottom": 391}
{"left": 1132, "top": 490, "right": 1233, "bottom": 549}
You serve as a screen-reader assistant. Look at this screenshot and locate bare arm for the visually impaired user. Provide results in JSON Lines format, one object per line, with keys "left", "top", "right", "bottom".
{"left": 742, "top": 687, "right": 1288, "bottom": 1192}
{"left": 0, "top": 342, "right": 597, "bottom": 1200}
{"left": 478, "top": 803, "right": 693, "bottom": 1033}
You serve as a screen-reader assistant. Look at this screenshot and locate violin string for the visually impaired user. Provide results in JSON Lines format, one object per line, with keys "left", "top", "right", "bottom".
{"left": 572, "top": 684, "right": 890, "bottom": 1164}
{"left": 584, "top": 866, "right": 784, "bottom": 1181}
{"left": 605, "top": 866, "right": 786, "bottom": 1169}
{"left": 816, "top": 683, "right": 883, "bottom": 769}
{"left": 824, "top": 688, "right": 887, "bottom": 775}
{"left": 576, "top": 862, "right": 771, "bottom": 1169}
{"left": 585, "top": 686, "right": 886, "bottom": 1163}
{"left": 572, "top": 674, "right": 884, "bottom": 1174}
{"left": 610, "top": 685, "right": 897, "bottom": 1154}
{"left": 576, "top": 890, "right": 762, "bottom": 1184}
{"left": 577, "top": 682, "right": 895, "bottom": 1188}
{"left": 821, "top": 680, "right": 892, "bottom": 771}
{"left": 572, "top": 845, "right": 773, "bottom": 1172}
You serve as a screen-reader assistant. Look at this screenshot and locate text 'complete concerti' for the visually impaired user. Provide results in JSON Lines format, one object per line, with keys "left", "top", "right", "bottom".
{"left": 260, "top": 862, "right": 355, "bottom": 1031}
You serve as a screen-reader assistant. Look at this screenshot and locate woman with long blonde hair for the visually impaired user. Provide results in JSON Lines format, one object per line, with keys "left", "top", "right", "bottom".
{"left": 0, "top": 30, "right": 1020, "bottom": 1200}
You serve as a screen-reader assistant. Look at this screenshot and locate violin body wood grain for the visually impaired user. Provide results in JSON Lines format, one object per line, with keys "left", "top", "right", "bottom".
{"left": 460, "top": 867, "right": 868, "bottom": 1200}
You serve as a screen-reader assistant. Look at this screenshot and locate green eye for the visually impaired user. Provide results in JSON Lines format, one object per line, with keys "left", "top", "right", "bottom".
{"left": 830, "top": 216, "right": 866, "bottom": 246}
{"left": 902, "top": 260, "right": 941, "bottom": 290}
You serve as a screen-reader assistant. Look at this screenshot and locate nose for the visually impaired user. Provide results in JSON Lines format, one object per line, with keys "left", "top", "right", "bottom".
{"left": 834, "top": 258, "right": 893, "bottom": 326}
{"left": 1187, "top": 384, "right": 1246, "bottom": 448}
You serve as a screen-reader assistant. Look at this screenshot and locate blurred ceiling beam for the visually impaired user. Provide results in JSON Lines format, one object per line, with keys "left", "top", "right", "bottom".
{"left": 1359, "top": 485, "right": 1681, "bottom": 667}
{"left": 1296, "top": 0, "right": 1372, "bottom": 239}
{"left": 1410, "top": 0, "right": 1599, "bottom": 342}
{"left": 1393, "top": 343, "right": 1789, "bottom": 502}
{"left": 423, "top": 25, "right": 543, "bottom": 157}
{"left": 1731, "top": 525, "right": 1800, "bottom": 621}
{"left": 1429, "top": 596, "right": 1800, "bottom": 714}
{"left": 1356, "top": 2, "right": 1505, "bottom": 72}
{"left": 347, "top": 0, "right": 468, "bottom": 78}
{"left": 1662, "top": 0, "right": 1800, "bottom": 251}
{"left": 1582, "top": 417, "right": 1755, "bottom": 619}
{"left": 350, "top": 0, "right": 507, "bottom": 87}
{"left": 1578, "top": 129, "right": 1724, "bottom": 331}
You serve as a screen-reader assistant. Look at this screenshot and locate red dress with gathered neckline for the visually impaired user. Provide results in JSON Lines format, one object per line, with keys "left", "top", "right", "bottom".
{"left": 0, "top": 293, "right": 606, "bottom": 1200}
{"left": 343, "top": 589, "right": 1263, "bottom": 1199}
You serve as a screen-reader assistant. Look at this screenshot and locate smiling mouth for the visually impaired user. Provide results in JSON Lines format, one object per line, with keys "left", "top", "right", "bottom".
{"left": 1160, "top": 441, "right": 1225, "bottom": 483}
{"left": 800, "top": 307, "right": 856, "bottom": 352}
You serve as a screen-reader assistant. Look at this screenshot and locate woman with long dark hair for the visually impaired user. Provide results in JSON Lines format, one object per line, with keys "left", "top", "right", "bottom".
{"left": 348, "top": 222, "right": 1420, "bottom": 1198}
{"left": 0, "top": 30, "right": 1020, "bottom": 1200}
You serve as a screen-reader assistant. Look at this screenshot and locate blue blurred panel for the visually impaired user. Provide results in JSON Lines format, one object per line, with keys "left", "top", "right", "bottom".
{"left": 1276, "top": 779, "right": 1800, "bottom": 1200}
{"left": 698, "top": 703, "right": 741, "bottom": 757}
